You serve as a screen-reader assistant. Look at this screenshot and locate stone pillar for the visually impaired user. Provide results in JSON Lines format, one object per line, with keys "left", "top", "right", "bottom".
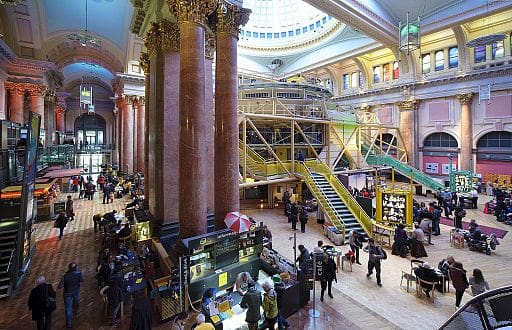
{"left": 5, "top": 82, "right": 25, "bottom": 125}
{"left": 121, "top": 96, "right": 135, "bottom": 174}
{"left": 55, "top": 105, "right": 66, "bottom": 133}
{"left": 0, "top": 79, "right": 6, "bottom": 120}
{"left": 112, "top": 109, "right": 119, "bottom": 164}
{"left": 28, "top": 84, "right": 46, "bottom": 128}
{"left": 457, "top": 93, "right": 474, "bottom": 171}
{"left": 132, "top": 99, "right": 138, "bottom": 173}
{"left": 214, "top": 2, "right": 250, "bottom": 229}
{"left": 205, "top": 36, "right": 215, "bottom": 218}
{"left": 140, "top": 52, "right": 150, "bottom": 200}
{"left": 397, "top": 99, "right": 419, "bottom": 167}
{"left": 116, "top": 98, "right": 124, "bottom": 169}
{"left": 136, "top": 97, "right": 145, "bottom": 172}
{"left": 145, "top": 20, "right": 181, "bottom": 227}
{"left": 172, "top": 1, "right": 215, "bottom": 238}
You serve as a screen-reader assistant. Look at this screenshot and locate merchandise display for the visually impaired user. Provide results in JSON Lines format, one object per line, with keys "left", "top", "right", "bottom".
{"left": 376, "top": 189, "right": 413, "bottom": 227}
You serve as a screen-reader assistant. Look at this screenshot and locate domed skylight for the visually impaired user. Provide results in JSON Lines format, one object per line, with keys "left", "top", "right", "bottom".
{"left": 239, "top": 0, "right": 343, "bottom": 51}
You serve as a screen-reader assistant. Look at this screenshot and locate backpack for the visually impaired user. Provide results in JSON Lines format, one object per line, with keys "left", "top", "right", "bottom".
{"left": 379, "top": 247, "right": 387, "bottom": 260}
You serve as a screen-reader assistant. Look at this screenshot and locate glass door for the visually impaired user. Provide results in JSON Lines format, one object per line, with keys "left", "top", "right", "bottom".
{"left": 91, "top": 154, "right": 103, "bottom": 173}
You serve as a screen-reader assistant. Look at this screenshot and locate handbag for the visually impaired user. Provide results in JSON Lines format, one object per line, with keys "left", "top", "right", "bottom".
{"left": 45, "top": 285, "right": 56, "bottom": 311}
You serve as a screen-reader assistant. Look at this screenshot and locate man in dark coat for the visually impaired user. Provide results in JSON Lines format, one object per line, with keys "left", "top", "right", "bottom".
{"left": 103, "top": 183, "right": 112, "bottom": 204}
{"left": 320, "top": 254, "right": 337, "bottom": 301}
{"left": 130, "top": 291, "right": 152, "bottom": 330}
{"left": 108, "top": 266, "right": 125, "bottom": 324}
{"left": 414, "top": 262, "right": 441, "bottom": 297}
{"left": 290, "top": 202, "right": 298, "bottom": 231}
{"left": 55, "top": 212, "right": 68, "bottom": 240}
{"left": 240, "top": 280, "right": 262, "bottom": 330}
{"left": 28, "top": 275, "right": 56, "bottom": 330}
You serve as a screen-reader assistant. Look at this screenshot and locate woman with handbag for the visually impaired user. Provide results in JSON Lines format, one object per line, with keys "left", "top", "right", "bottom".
{"left": 28, "top": 275, "right": 56, "bottom": 330}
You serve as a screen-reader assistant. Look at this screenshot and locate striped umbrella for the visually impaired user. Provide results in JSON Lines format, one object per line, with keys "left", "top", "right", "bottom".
{"left": 224, "top": 211, "right": 252, "bottom": 233}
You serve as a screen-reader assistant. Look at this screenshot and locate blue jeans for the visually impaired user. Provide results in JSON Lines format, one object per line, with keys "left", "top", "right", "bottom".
{"left": 64, "top": 288, "right": 79, "bottom": 327}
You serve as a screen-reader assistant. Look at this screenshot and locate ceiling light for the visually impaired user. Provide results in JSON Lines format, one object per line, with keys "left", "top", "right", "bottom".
{"left": 398, "top": 12, "right": 420, "bottom": 54}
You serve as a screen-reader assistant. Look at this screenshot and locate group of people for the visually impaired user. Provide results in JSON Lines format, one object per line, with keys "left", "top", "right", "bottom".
{"left": 282, "top": 190, "right": 309, "bottom": 233}
{"left": 348, "top": 186, "right": 375, "bottom": 199}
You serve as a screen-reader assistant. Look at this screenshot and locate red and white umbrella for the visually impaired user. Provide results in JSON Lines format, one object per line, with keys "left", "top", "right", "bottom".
{"left": 224, "top": 211, "right": 252, "bottom": 233}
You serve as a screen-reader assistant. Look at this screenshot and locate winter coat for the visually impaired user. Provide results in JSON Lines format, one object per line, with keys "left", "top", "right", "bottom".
{"left": 240, "top": 288, "right": 262, "bottom": 323}
{"left": 108, "top": 271, "right": 125, "bottom": 307}
{"left": 28, "top": 283, "right": 56, "bottom": 320}
{"left": 321, "top": 258, "right": 337, "bottom": 282}
{"left": 449, "top": 266, "right": 469, "bottom": 291}
{"left": 130, "top": 294, "right": 153, "bottom": 330}
{"left": 55, "top": 214, "right": 67, "bottom": 229}
{"left": 262, "top": 289, "right": 279, "bottom": 319}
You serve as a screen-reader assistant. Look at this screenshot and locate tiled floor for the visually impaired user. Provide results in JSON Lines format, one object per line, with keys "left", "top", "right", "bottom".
{"left": 0, "top": 190, "right": 510, "bottom": 330}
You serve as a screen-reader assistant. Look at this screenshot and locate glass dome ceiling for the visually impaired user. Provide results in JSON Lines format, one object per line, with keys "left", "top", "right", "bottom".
{"left": 239, "top": 0, "right": 343, "bottom": 51}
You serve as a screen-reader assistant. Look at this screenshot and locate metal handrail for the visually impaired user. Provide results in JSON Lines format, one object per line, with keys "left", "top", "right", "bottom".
{"left": 6, "top": 248, "right": 15, "bottom": 274}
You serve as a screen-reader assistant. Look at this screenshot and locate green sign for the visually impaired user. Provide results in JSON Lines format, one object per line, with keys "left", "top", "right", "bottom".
{"left": 450, "top": 170, "right": 472, "bottom": 193}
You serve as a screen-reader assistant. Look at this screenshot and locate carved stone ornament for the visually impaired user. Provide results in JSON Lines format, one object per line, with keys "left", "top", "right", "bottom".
{"left": 396, "top": 99, "right": 419, "bottom": 111}
{"left": 144, "top": 19, "right": 180, "bottom": 54}
{"left": 139, "top": 51, "right": 150, "bottom": 74}
{"left": 0, "top": 0, "right": 21, "bottom": 5}
{"left": 54, "top": 105, "right": 67, "bottom": 114}
{"left": 167, "top": 0, "right": 217, "bottom": 26}
{"left": 361, "top": 105, "right": 373, "bottom": 112}
{"left": 27, "top": 84, "right": 47, "bottom": 97}
{"left": 205, "top": 33, "right": 216, "bottom": 59}
{"left": 456, "top": 93, "right": 473, "bottom": 106}
{"left": 215, "top": 0, "right": 251, "bottom": 37}
{"left": 5, "top": 82, "right": 47, "bottom": 96}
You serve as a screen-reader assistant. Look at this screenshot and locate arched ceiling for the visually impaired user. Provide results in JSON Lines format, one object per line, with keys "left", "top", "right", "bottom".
{"left": 62, "top": 62, "right": 114, "bottom": 87}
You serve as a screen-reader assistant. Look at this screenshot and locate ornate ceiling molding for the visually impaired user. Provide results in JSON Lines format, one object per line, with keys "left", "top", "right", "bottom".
{"left": 167, "top": 0, "right": 216, "bottom": 27}
{"left": 212, "top": 0, "right": 251, "bottom": 37}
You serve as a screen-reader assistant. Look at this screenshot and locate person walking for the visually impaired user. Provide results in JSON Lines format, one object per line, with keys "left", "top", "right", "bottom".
{"left": 103, "top": 183, "right": 112, "bottom": 204}
{"left": 65, "top": 195, "right": 74, "bottom": 221}
{"left": 299, "top": 203, "right": 308, "bottom": 233}
{"left": 262, "top": 281, "right": 279, "bottom": 330}
{"left": 363, "top": 238, "right": 386, "bottom": 287}
{"left": 130, "top": 291, "right": 152, "bottom": 330}
{"left": 58, "top": 262, "right": 84, "bottom": 328}
{"left": 282, "top": 190, "right": 290, "bottom": 216}
{"left": 290, "top": 202, "right": 298, "bottom": 231}
{"left": 296, "top": 245, "right": 310, "bottom": 272}
{"left": 55, "top": 212, "right": 68, "bottom": 240}
{"left": 348, "top": 230, "right": 362, "bottom": 265}
{"left": 320, "top": 254, "right": 337, "bottom": 301}
{"left": 449, "top": 262, "right": 469, "bottom": 309}
{"left": 28, "top": 275, "right": 56, "bottom": 330}
{"left": 469, "top": 268, "right": 490, "bottom": 296}
{"left": 240, "top": 280, "right": 262, "bottom": 330}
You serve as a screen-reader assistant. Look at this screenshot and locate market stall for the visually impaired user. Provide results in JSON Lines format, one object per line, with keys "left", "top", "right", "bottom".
{"left": 375, "top": 188, "right": 413, "bottom": 227}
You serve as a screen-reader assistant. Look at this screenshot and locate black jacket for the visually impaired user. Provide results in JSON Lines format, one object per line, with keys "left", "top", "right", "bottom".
{"left": 130, "top": 295, "right": 153, "bottom": 330}
{"left": 28, "top": 284, "right": 56, "bottom": 320}
{"left": 322, "top": 258, "right": 337, "bottom": 282}
{"left": 108, "top": 271, "right": 125, "bottom": 306}
{"left": 58, "top": 270, "right": 84, "bottom": 293}
{"left": 414, "top": 267, "right": 440, "bottom": 289}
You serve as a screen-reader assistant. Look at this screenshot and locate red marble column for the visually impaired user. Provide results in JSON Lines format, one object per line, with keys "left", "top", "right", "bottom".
{"left": 112, "top": 110, "right": 119, "bottom": 164}
{"left": 55, "top": 105, "right": 66, "bottom": 132}
{"left": 140, "top": 53, "right": 150, "bottom": 202}
{"left": 397, "top": 100, "right": 418, "bottom": 166}
{"left": 145, "top": 19, "right": 181, "bottom": 227}
{"left": 179, "top": 19, "right": 208, "bottom": 238}
{"left": 457, "top": 93, "right": 473, "bottom": 171}
{"left": 132, "top": 100, "right": 138, "bottom": 173}
{"left": 28, "top": 85, "right": 46, "bottom": 128}
{"left": 121, "top": 96, "right": 134, "bottom": 174}
{"left": 214, "top": 4, "right": 250, "bottom": 229}
{"left": 6, "top": 82, "right": 25, "bottom": 125}
{"left": 205, "top": 38, "right": 215, "bottom": 217}
{"left": 0, "top": 79, "right": 5, "bottom": 120}
{"left": 136, "top": 98, "right": 145, "bottom": 172}
{"left": 116, "top": 98, "right": 124, "bottom": 168}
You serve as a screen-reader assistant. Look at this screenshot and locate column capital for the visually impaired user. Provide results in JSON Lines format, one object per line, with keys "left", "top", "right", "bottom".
{"left": 55, "top": 105, "right": 67, "bottom": 114}
{"left": 213, "top": 1, "right": 251, "bottom": 37}
{"left": 139, "top": 51, "right": 150, "bottom": 74}
{"left": 396, "top": 99, "right": 419, "bottom": 111}
{"left": 361, "top": 105, "right": 374, "bottom": 112}
{"left": 456, "top": 93, "right": 473, "bottom": 106}
{"left": 145, "top": 19, "right": 180, "bottom": 54}
{"left": 167, "top": 0, "right": 216, "bottom": 26}
{"left": 137, "top": 97, "right": 145, "bottom": 106}
{"left": 44, "top": 89, "right": 57, "bottom": 103}
{"left": 5, "top": 81, "right": 27, "bottom": 95}
{"left": 205, "top": 33, "right": 216, "bottom": 60}
{"left": 27, "top": 84, "right": 47, "bottom": 97}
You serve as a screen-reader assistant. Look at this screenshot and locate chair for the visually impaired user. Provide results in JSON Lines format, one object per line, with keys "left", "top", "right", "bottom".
{"left": 119, "top": 234, "right": 133, "bottom": 250}
{"left": 410, "top": 259, "right": 424, "bottom": 274}
{"left": 400, "top": 270, "right": 416, "bottom": 292}
{"left": 100, "top": 285, "right": 110, "bottom": 318}
{"left": 416, "top": 278, "right": 436, "bottom": 302}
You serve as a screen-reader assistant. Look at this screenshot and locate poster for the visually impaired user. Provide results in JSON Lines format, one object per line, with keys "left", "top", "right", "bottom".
{"left": 425, "top": 163, "right": 438, "bottom": 174}
{"left": 442, "top": 164, "right": 457, "bottom": 175}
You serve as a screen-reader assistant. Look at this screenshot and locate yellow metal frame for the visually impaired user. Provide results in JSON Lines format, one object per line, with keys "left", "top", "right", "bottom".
{"left": 375, "top": 188, "right": 414, "bottom": 228}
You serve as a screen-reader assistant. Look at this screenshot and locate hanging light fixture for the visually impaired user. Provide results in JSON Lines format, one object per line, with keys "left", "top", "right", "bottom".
{"left": 66, "top": 0, "right": 101, "bottom": 47}
{"left": 398, "top": 12, "right": 420, "bottom": 54}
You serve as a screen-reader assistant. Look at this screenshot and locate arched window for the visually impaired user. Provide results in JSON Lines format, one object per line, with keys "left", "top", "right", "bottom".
{"left": 373, "top": 66, "right": 381, "bottom": 83}
{"left": 351, "top": 72, "right": 359, "bottom": 88}
{"left": 423, "top": 133, "right": 458, "bottom": 148}
{"left": 377, "top": 133, "right": 397, "bottom": 153}
{"left": 74, "top": 113, "right": 106, "bottom": 146}
{"left": 435, "top": 50, "right": 444, "bottom": 71}
{"left": 422, "top": 54, "right": 431, "bottom": 74}
{"left": 449, "top": 47, "right": 458, "bottom": 68}
{"left": 477, "top": 131, "right": 512, "bottom": 148}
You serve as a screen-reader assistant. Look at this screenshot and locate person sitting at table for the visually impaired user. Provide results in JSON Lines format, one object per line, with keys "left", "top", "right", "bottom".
{"left": 410, "top": 224, "right": 428, "bottom": 258}
{"left": 414, "top": 262, "right": 441, "bottom": 298}
{"left": 235, "top": 272, "right": 253, "bottom": 296}
{"left": 117, "top": 223, "right": 131, "bottom": 239}
{"left": 391, "top": 223, "right": 409, "bottom": 258}
{"left": 194, "top": 313, "right": 215, "bottom": 330}
{"left": 438, "top": 255, "right": 455, "bottom": 277}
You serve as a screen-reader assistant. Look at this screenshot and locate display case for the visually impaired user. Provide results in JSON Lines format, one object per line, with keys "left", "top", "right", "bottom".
{"left": 238, "top": 229, "right": 263, "bottom": 260}
{"left": 376, "top": 188, "right": 413, "bottom": 227}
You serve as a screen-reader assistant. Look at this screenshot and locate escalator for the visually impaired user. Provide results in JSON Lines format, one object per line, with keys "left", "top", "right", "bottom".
{"left": 0, "top": 223, "right": 17, "bottom": 299}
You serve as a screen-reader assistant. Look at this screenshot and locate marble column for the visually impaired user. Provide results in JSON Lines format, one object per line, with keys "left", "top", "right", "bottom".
{"left": 397, "top": 99, "right": 419, "bottom": 167}
{"left": 112, "top": 109, "right": 119, "bottom": 164}
{"left": 140, "top": 52, "right": 150, "bottom": 203}
{"left": 132, "top": 100, "right": 138, "bottom": 173}
{"left": 173, "top": 1, "right": 214, "bottom": 238}
{"left": 28, "top": 84, "right": 46, "bottom": 128}
{"left": 121, "top": 96, "right": 134, "bottom": 174}
{"left": 5, "top": 82, "right": 25, "bottom": 125}
{"left": 136, "top": 98, "right": 145, "bottom": 172}
{"left": 205, "top": 36, "right": 215, "bottom": 218}
{"left": 0, "top": 79, "right": 5, "bottom": 120}
{"left": 214, "top": 2, "right": 250, "bottom": 229}
{"left": 55, "top": 105, "right": 66, "bottom": 132}
{"left": 457, "top": 93, "right": 474, "bottom": 171}
{"left": 145, "top": 20, "right": 181, "bottom": 227}
{"left": 116, "top": 98, "right": 124, "bottom": 168}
